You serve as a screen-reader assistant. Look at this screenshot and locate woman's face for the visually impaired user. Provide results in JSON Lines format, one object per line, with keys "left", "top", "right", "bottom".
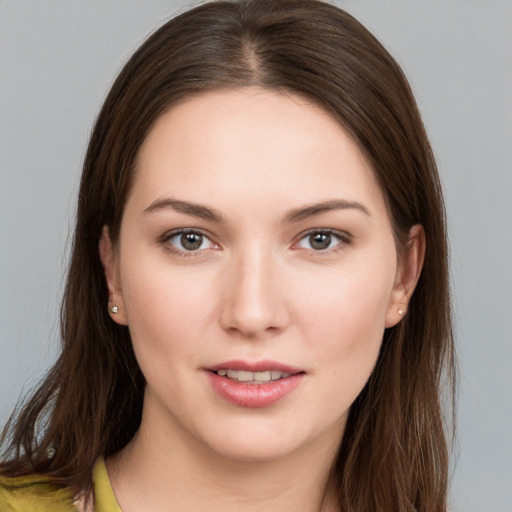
{"left": 102, "top": 88, "right": 416, "bottom": 462}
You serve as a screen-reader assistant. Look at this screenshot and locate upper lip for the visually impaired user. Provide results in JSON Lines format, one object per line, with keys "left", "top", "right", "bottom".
{"left": 206, "top": 360, "right": 304, "bottom": 374}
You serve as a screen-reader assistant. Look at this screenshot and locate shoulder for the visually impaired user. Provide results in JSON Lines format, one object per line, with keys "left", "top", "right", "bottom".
{"left": 0, "top": 474, "right": 77, "bottom": 512}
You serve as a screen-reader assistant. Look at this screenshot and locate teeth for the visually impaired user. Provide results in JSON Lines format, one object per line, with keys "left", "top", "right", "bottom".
{"left": 228, "top": 370, "right": 253, "bottom": 382}
{"left": 217, "top": 369, "right": 291, "bottom": 382}
{"left": 254, "top": 371, "right": 272, "bottom": 382}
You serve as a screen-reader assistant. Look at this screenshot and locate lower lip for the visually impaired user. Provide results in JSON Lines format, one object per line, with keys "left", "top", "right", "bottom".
{"left": 206, "top": 371, "right": 304, "bottom": 408}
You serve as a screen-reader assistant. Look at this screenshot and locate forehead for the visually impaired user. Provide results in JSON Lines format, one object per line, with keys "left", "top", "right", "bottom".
{"left": 130, "top": 88, "right": 387, "bottom": 218}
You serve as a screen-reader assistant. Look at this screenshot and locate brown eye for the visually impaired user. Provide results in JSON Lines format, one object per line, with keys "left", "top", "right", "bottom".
{"left": 295, "top": 230, "right": 348, "bottom": 252}
{"left": 166, "top": 230, "right": 216, "bottom": 253}
{"left": 309, "top": 232, "right": 332, "bottom": 250}
{"left": 180, "top": 233, "right": 203, "bottom": 251}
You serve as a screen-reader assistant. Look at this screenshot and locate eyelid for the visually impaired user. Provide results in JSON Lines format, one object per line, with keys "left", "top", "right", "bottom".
{"left": 159, "top": 227, "right": 220, "bottom": 255}
{"left": 291, "top": 228, "right": 352, "bottom": 252}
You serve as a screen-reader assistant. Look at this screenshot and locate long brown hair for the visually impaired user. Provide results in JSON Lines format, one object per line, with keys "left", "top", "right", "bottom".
{"left": 1, "top": 1, "right": 455, "bottom": 509}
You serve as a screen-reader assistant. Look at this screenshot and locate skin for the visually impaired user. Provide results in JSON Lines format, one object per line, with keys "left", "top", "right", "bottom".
{"left": 99, "top": 88, "right": 424, "bottom": 512}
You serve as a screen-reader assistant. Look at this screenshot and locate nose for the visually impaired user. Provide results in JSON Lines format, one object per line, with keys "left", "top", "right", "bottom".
{"left": 220, "top": 248, "right": 290, "bottom": 338}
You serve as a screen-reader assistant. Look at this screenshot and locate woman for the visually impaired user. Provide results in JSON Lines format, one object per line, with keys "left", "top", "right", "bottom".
{"left": 0, "top": 0, "right": 455, "bottom": 510}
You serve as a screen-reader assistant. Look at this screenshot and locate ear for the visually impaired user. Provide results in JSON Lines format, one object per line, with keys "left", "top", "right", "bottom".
{"left": 99, "top": 226, "right": 128, "bottom": 325}
{"left": 385, "top": 224, "right": 425, "bottom": 328}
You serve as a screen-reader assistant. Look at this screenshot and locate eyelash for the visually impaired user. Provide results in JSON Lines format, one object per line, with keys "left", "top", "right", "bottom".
{"left": 293, "top": 229, "right": 352, "bottom": 254}
{"left": 160, "top": 228, "right": 219, "bottom": 257}
{"left": 160, "top": 228, "right": 351, "bottom": 257}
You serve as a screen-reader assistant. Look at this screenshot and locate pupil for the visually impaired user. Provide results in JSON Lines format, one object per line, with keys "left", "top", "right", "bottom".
{"left": 181, "top": 233, "right": 202, "bottom": 250}
{"left": 310, "top": 233, "right": 331, "bottom": 250}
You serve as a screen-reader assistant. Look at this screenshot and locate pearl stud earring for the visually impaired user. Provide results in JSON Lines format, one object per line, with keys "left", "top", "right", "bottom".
{"left": 109, "top": 305, "right": 119, "bottom": 314}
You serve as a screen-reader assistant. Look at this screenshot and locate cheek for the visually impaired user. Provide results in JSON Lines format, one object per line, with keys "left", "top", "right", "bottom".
{"left": 292, "top": 259, "right": 395, "bottom": 378}
{"left": 119, "top": 257, "right": 218, "bottom": 367}
{"left": 298, "top": 277, "right": 388, "bottom": 420}
{"left": 296, "top": 261, "right": 394, "bottom": 335}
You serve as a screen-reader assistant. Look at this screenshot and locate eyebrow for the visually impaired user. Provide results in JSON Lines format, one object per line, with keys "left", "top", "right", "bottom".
{"left": 284, "top": 199, "right": 371, "bottom": 223}
{"left": 143, "top": 197, "right": 370, "bottom": 223}
{"left": 143, "top": 198, "right": 225, "bottom": 222}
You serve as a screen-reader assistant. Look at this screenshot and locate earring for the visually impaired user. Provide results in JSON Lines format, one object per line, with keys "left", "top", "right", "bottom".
{"left": 398, "top": 308, "right": 406, "bottom": 316}
{"left": 109, "top": 305, "right": 119, "bottom": 314}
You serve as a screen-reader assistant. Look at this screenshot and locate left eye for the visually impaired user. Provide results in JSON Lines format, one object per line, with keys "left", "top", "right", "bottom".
{"left": 167, "top": 231, "right": 216, "bottom": 252}
{"left": 296, "top": 231, "right": 345, "bottom": 251}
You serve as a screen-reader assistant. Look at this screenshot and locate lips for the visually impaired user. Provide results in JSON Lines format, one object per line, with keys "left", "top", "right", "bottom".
{"left": 205, "top": 360, "right": 305, "bottom": 408}
{"left": 217, "top": 369, "right": 291, "bottom": 382}
{"left": 207, "top": 360, "right": 302, "bottom": 374}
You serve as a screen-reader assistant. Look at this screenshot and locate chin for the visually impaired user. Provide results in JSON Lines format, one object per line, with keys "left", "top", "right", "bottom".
{"left": 196, "top": 417, "right": 342, "bottom": 465}
{"left": 205, "top": 436, "right": 298, "bottom": 463}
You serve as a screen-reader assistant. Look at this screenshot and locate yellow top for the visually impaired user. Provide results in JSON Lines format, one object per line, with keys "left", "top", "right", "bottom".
{"left": 0, "top": 458, "right": 122, "bottom": 512}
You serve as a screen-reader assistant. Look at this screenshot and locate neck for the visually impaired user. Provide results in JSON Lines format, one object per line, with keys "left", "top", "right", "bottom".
{"left": 107, "top": 405, "right": 342, "bottom": 512}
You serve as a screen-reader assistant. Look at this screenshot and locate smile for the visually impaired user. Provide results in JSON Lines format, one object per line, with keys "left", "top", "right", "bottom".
{"left": 215, "top": 369, "right": 292, "bottom": 383}
{"left": 206, "top": 360, "right": 305, "bottom": 408}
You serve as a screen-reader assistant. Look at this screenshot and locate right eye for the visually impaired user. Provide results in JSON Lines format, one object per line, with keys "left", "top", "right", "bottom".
{"left": 165, "top": 230, "right": 218, "bottom": 253}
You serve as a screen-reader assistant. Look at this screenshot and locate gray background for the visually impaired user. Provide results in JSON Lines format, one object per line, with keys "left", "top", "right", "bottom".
{"left": 1, "top": 1, "right": 511, "bottom": 510}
